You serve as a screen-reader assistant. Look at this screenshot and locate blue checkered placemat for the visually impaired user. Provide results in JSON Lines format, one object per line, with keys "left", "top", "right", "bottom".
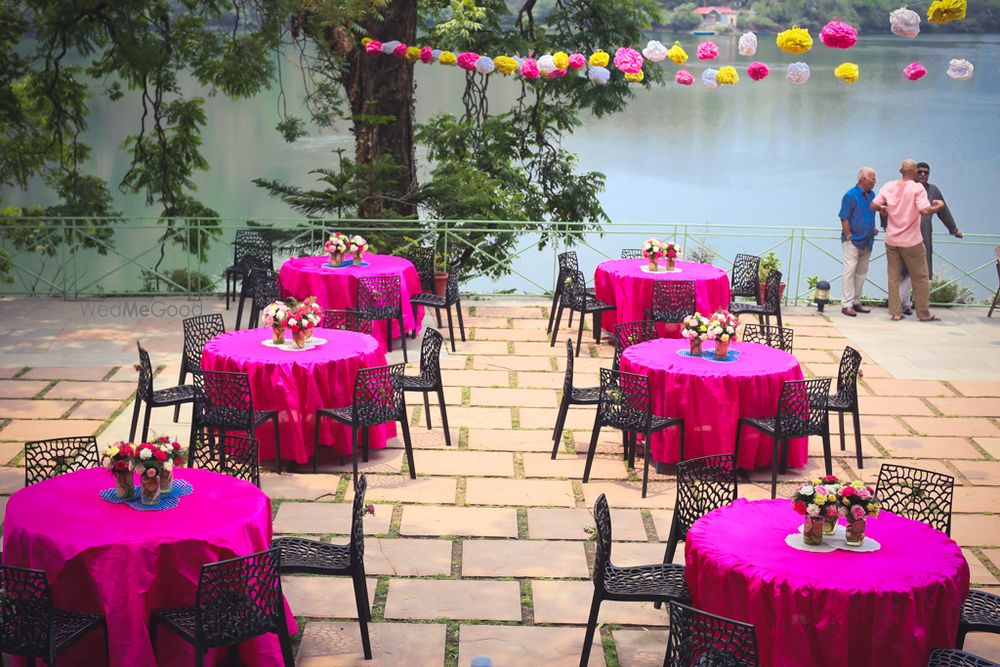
{"left": 98, "top": 478, "right": 194, "bottom": 511}
{"left": 322, "top": 261, "right": 369, "bottom": 269}
{"left": 676, "top": 348, "right": 742, "bottom": 363}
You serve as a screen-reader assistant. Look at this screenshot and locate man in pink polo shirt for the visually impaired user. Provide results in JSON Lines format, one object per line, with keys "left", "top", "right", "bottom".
{"left": 872, "top": 159, "right": 944, "bottom": 321}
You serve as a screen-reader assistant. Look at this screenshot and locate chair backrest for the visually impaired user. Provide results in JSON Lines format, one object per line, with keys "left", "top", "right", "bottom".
{"left": 928, "top": 648, "right": 999, "bottom": 667}
{"left": 621, "top": 248, "right": 643, "bottom": 259}
{"left": 350, "top": 475, "right": 369, "bottom": 566}
{"left": 189, "top": 432, "right": 260, "bottom": 487}
{"left": 440, "top": 263, "right": 462, "bottom": 306}
{"left": 666, "top": 600, "right": 760, "bottom": 667}
{"left": 196, "top": 370, "right": 254, "bottom": 430}
{"left": 835, "top": 346, "right": 862, "bottom": 405}
{"left": 613, "top": 320, "right": 657, "bottom": 369}
{"left": 561, "top": 339, "right": 576, "bottom": 397}
{"left": 352, "top": 363, "right": 406, "bottom": 427}
{"left": 775, "top": 378, "right": 832, "bottom": 438}
{"left": 195, "top": 548, "right": 286, "bottom": 648}
{"left": 0, "top": 565, "right": 53, "bottom": 657}
{"left": 404, "top": 246, "right": 435, "bottom": 292}
{"left": 591, "top": 494, "right": 614, "bottom": 589}
{"left": 416, "top": 328, "right": 445, "bottom": 386}
{"left": 322, "top": 309, "right": 373, "bottom": 336}
{"left": 357, "top": 275, "right": 402, "bottom": 318}
{"left": 233, "top": 229, "right": 273, "bottom": 271}
{"left": 136, "top": 340, "right": 155, "bottom": 402}
{"left": 23, "top": 436, "right": 98, "bottom": 486}
{"left": 182, "top": 314, "right": 225, "bottom": 371}
{"left": 557, "top": 251, "right": 579, "bottom": 273}
{"left": 673, "top": 454, "right": 738, "bottom": 544}
{"left": 597, "top": 368, "right": 652, "bottom": 432}
{"left": 250, "top": 268, "right": 281, "bottom": 312}
{"left": 561, "top": 269, "right": 590, "bottom": 309}
{"left": 762, "top": 269, "right": 783, "bottom": 311}
{"left": 741, "top": 324, "right": 794, "bottom": 353}
{"left": 731, "top": 253, "right": 761, "bottom": 299}
{"left": 649, "top": 280, "right": 697, "bottom": 324}
{"left": 875, "top": 463, "right": 954, "bottom": 536}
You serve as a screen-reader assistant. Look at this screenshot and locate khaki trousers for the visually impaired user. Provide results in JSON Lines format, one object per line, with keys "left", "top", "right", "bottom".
{"left": 841, "top": 242, "right": 871, "bottom": 306}
{"left": 886, "top": 242, "right": 932, "bottom": 319}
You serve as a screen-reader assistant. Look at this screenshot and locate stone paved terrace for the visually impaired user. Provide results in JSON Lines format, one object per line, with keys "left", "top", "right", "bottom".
{"left": 0, "top": 295, "right": 998, "bottom": 666}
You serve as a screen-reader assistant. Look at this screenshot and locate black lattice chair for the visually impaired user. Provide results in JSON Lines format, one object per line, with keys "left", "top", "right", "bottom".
{"left": 664, "top": 600, "right": 760, "bottom": 667}
{"left": 356, "top": 275, "right": 408, "bottom": 362}
{"left": 958, "top": 590, "right": 1000, "bottom": 651}
{"left": 828, "top": 346, "right": 864, "bottom": 469}
{"left": 645, "top": 280, "right": 696, "bottom": 328}
{"left": 988, "top": 245, "right": 999, "bottom": 318}
{"left": 175, "top": 314, "right": 226, "bottom": 421}
{"left": 551, "top": 339, "right": 600, "bottom": 458}
{"left": 547, "top": 251, "right": 589, "bottom": 334}
{"left": 875, "top": 463, "right": 954, "bottom": 535}
{"left": 550, "top": 270, "right": 615, "bottom": 357}
{"left": 130, "top": 341, "right": 196, "bottom": 443}
{"left": 272, "top": 475, "right": 373, "bottom": 660}
{"left": 149, "top": 548, "right": 293, "bottom": 667}
{"left": 741, "top": 323, "right": 794, "bottom": 353}
{"left": 23, "top": 436, "right": 99, "bottom": 487}
{"left": 731, "top": 253, "right": 762, "bottom": 304}
{"left": 229, "top": 230, "right": 273, "bottom": 317}
{"left": 314, "top": 364, "right": 414, "bottom": 486}
{"left": 730, "top": 269, "right": 783, "bottom": 328}
{"left": 0, "top": 564, "right": 109, "bottom": 665}
{"left": 663, "top": 454, "right": 737, "bottom": 565}
{"left": 188, "top": 431, "right": 260, "bottom": 487}
{"left": 735, "top": 377, "right": 833, "bottom": 499}
{"left": 403, "top": 329, "right": 452, "bottom": 448}
{"left": 323, "top": 309, "right": 374, "bottom": 336}
{"left": 612, "top": 320, "right": 657, "bottom": 371}
{"left": 929, "top": 648, "right": 999, "bottom": 667}
{"left": 579, "top": 494, "right": 690, "bottom": 666}
{"left": 410, "top": 263, "right": 466, "bottom": 353}
{"left": 190, "top": 370, "right": 282, "bottom": 474}
{"left": 620, "top": 248, "right": 644, "bottom": 259}
{"left": 583, "top": 369, "right": 684, "bottom": 498}
{"left": 241, "top": 267, "right": 281, "bottom": 331}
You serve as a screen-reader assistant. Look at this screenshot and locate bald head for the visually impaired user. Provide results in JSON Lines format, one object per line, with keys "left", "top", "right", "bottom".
{"left": 899, "top": 159, "right": 918, "bottom": 180}
{"left": 857, "top": 167, "right": 876, "bottom": 192}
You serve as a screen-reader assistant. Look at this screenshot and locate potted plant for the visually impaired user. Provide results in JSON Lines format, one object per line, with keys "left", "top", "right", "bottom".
{"left": 757, "top": 251, "right": 786, "bottom": 303}
{"left": 433, "top": 253, "right": 450, "bottom": 297}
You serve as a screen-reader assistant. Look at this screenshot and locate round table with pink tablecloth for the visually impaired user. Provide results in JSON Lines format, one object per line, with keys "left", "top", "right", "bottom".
{"left": 620, "top": 337, "right": 805, "bottom": 470}
{"left": 685, "top": 498, "right": 970, "bottom": 667}
{"left": 201, "top": 327, "right": 391, "bottom": 465}
{"left": 278, "top": 254, "right": 424, "bottom": 353}
{"left": 1, "top": 467, "right": 294, "bottom": 667}
{"left": 593, "top": 259, "right": 731, "bottom": 335}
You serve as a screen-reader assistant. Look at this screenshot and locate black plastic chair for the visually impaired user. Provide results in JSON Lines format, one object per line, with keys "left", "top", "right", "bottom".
{"left": 735, "top": 377, "right": 832, "bottom": 499}
{"left": 149, "top": 548, "right": 293, "bottom": 667}
{"left": 579, "top": 494, "right": 690, "bottom": 667}
{"left": 131, "top": 341, "right": 195, "bottom": 443}
{"left": 663, "top": 454, "right": 738, "bottom": 565}
{"left": 664, "top": 600, "right": 760, "bottom": 667}
{"left": 410, "top": 263, "right": 466, "bottom": 353}
{"left": 175, "top": 314, "right": 226, "bottom": 421}
{"left": 583, "top": 369, "right": 684, "bottom": 498}
{"left": 356, "top": 275, "right": 408, "bottom": 362}
{"left": 315, "top": 363, "right": 415, "bottom": 485}
{"left": 731, "top": 253, "right": 762, "bottom": 303}
{"left": 548, "top": 252, "right": 593, "bottom": 334}
{"left": 620, "top": 248, "right": 644, "bottom": 259}
{"left": 188, "top": 431, "right": 260, "bottom": 487}
{"left": 228, "top": 230, "right": 273, "bottom": 317}
{"left": 988, "top": 246, "right": 999, "bottom": 318}
{"left": 23, "top": 435, "right": 99, "bottom": 487}
{"left": 741, "top": 323, "right": 794, "bottom": 353}
{"left": 0, "top": 564, "right": 109, "bottom": 665}
{"left": 612, "top": 319, "right": 657, "bottom": 371}
{"left": 402, "top": 245, "right": 435, "bottom": 294}
{"left": 272, "top": 475, "right": 373, "bottom": 660}
{"left": 929, "top": 648, "right": 999, "bottom": 667}
{"left": 645, "top": 280, "right": 696, "bottom": 326}
{"left": 958, "top": 590, "right": 1000, "bottom": 651}
{"left": 403, "top": 329, "right": 452, "bottom": 448}
{"left": 731, "top": 269, "right": 783, "bottom": 328}
{"left": 875, "top": 463, "right": 954, "bottom": 536}
{"left": 190, "top": 369, "right": 282, "bottom": 473}
{"left": 241, "top": 267, "right": 281, "bottom": 330}
{"left": 323, "top": 309, "right": 374, "bottom": 336}
{"left": 828, "top": 346, "right": 864, "bottom": 469}
{"left": 551, "top": 339, "right": 600, "bottom": 458}
{"left": 549, "top": 270, "right": 615, "bottom": 357}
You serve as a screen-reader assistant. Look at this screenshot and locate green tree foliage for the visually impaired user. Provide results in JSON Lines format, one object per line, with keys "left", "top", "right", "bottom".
{"left": 748, "top": 0, "right": 1000, "bottom": 32}
{"left": 663, "top": 3, "right": 703, "bottom": 31}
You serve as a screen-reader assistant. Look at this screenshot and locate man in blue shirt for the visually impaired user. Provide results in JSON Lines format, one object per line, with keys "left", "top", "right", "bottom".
{"left": 838, "top": 167, "right": 878, "bottom": 316}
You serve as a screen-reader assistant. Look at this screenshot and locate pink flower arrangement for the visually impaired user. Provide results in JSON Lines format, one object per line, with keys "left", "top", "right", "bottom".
{"left": 287, "top": 303, "right": 317, "bottom": 333}
{"left": 820, "top": 18, "right": 858, "bottom": 49}
{"left": 613, "top": 47, "right": 644, "bottom": 74}
{"left": 747, "top": 61, "right": 770, "bottom": 81}
{"left": 904, "top": 61, "right": 927, "bottom": 80}
{"left": 568, "top": 53, "right": 586, "bottom": 69}
{"left": 135, "top": 442, "right": 171, "bottom": 477}
{"left": 663, "top": 241, "right": 682, "bottom": 259}
{"left": 836, "top": 480, "right": 880, "bottom": 519}
{"left": 153, "top": 435, "right": 186, "bottom": 466}
{"left": 324, "top": 231, "right": 348, "bottom": 254}
{"left": 790, "top": 482, "right": 838, "bottom": 519}
{"left": 392, "top": 43, "right": 408, "bottom": 57}
{"left": 101, "top": 442, "right": 135, "bottom": 472}
{"left": 520, "top": 57, "right": 539, "bottom": 79}
{"left": 457, "top": 52, "right": 480, "bottom": 71}
{"left": 675, "top": 68, "right": 694, "bottom": 86}
{"left": 697, "top": 41, "right": 719, "bottom": 61}
{"left": 365, "top": 40, "right": 382, "bottom": 54}
{"left": 419, "top": 46, "right": 433, "bottom": 63}
{"left": 706, "top": 310, "right": 738, "bottom": 342}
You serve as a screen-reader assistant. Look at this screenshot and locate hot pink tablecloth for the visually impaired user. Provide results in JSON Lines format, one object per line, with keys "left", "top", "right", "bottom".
{"left": 201, "top": 327, "right": 391, "bottom": 465}
{"left": 620, "top": 338, "right": 805, "bottom": 470}
{"left": 278, "top": 254, "right": 424, "bottom": 351}
{"left": 594, "top": 259, "right": 731, "bottom": 336}
{"left": 2, "top": 467, "right": 294, "bottom": 667}
{"left": 685, "top": 499, "right": 970, "bottom": 667}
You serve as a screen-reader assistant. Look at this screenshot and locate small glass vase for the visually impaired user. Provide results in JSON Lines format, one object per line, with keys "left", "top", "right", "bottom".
{"left": 689, "top": 338, "right": 703, "bottom": 355}
{"left": 714, "top": 340, "right": 730, "bottom": 360}
{"left": 666, "top": 257, "right": 676, "bottom": 271}
{"left": 845, "top": 518, "right": 866, "bottom": 546}
{"left": 140, "top": 472, "right": 161, "bottom": 506}
{"left": 353, "top": 253, "right": 365, "bottom": 266}
{"left": 271, "top": 326, "right": 285, "bottom": 344}
{"left": 823, "top": 516, "right": 838, "bottom": 535}
{"left": 114, "top": 470, "right": 134, "bottom": 499}
{"left": 292, "top": 330, "right": 308, "bottom": 349}
{"left": 159, "top": 467, "right": 173, "bottom": 493}
{"left": 330, "top": 252, "right": 343, "bottom": 266}
{"left": 647, "top": 257, "right": 659, "bottom": 272}
{"left": 802, "top": 516, "right": 825, "bottom": 546}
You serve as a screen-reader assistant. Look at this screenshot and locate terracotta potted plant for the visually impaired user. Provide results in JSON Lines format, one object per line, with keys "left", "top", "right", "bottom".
{"left": 757, "top": 251, "right": 786, "bottom": 303}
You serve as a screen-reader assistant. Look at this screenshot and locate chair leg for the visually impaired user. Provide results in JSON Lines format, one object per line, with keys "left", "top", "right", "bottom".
{"left": 550, "top": 305, "right": 566, "bottom": 347}
{"left": 422, "top": 391, "right": 432, "bottom": 429}
{"left": 551, "top": 396, "right": 570, "bottom": 458}
{"left": 776, "top": 307, "right": 783, "bottom": 329}
{"left": 173, "top": 363, "right": 187, "bottom": 422}
{"left": 410, "top": 304, "right": 419, "bottom": 339}
{"left": 351, "top": 567, "right": 373, "bottom": 660}
{"left": 576, "top": 309, "right": 586, "bottom": 357}
{"left": 956, "top": 626, "right": 968, "bottom": 650}
{"left": 273, "top": 416, "right": 282, "bottom": 474}
{"left": 103, "top": 620, "right": 111, "bottom": 666}
{"left": 770, "top": 434, "right": 781, "bottom": 499}
{"left": 352, "top": 427, "right": 359, "bottom": 489}
{"left": 677, "top": 421, "right": 686, "bottom": 462}
{"left": 129, "top": 395, "right": 142, "bottom": 442}
{"left": 779, "top": 437, "right": 791, "bottom": 475}
{"left": 641, "top": 428, "right": 652, "bottom": 499}
{"left": 434, "top": 306, "right": 443, "bottom": 328}
{"left": 149, "top": 616, "right": 159, "bottom": 657}
{"left": 445, "top": 306, "right": 457, "bottom": 353}
{"left": 437, "top": 386, "right": 452, "bottom": 447}
{"left": 385, "top": 319, "right": 393, "bottom": 352}
{"left": 276, "top": 619, "right": 296, "bottom": 667}
{"left": 852, "top": 407, "right": 864, "bottom": 469}
{"left": 988, "top": 286, "right": 999, "bottom": 317}
{"left": 822, "top": 424, "right": 833, "bottom": 477}
{"left": 227, "top": 644, "right": 240, "bottom": 667}
{"left": 362, "top": 426, "right": 370, "bottom": 463}
{"left": 579, "top": 588, "right": 603, "bottom": 667}
{"left": 398, "top": 315, "right": 408, "bottom": 362}
{"left": 400, "top": 412, "right": 416, "bottom": 479}
{"left": 582, "top": 419, "right": 602, "bottom": 483}
{"left": 568, "top": 308, "right": 575, "bottom": 328}
{"left": 654, "top": 515, "right": 682, "bottom": 611}
{"left": 839, "top": 411, "right": 846, "bottom": 451}
{"left": 235, "top": 286, "right": 246, "bottom": 330}
{"left": 592, "top": 311, "right": 601, "bottom": 342}
{"left": 455, "top": 298, "right": 466, "bottom": 342}
{"left": 225, "top": 273, "right": 231, "bottom": 310}
{"left": 547, "top": 287, "right": 561, "bottom": 333}
{"left": 140, "top": 401, "right": 153, "bottom": 442}
{"left": 313, "top": 413, "right": 322, "bottom": 473}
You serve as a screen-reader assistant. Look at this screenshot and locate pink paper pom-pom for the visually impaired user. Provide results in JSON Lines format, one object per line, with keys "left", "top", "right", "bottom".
{"left": 548, "top": 68, "right": 567, "bottom": 78}
{"left": 820, "top": 18, "right": 858, "bottom": 48}
{"left": 568, "top": 53, "right": 586, "bottom": 69}
{"left": 392, "top": 43, "right": 408, "bottom": 57}
{"left": 457, "top": 52, "right": 480, "bottom": 71}
{"left": 419, "top": 46, "right": 433, "bottom": 64}
{"left": 697, "top": 41, "right": 719, "bottom": 61}
{"left": 520, "top": 57, "right": 540, "bottom": 79}
{"left": 675, "top": 68, "right": 694, "bottom": 85}
{"left": 365, "top": 40, "right": 383, "bottom": 54}
{"left": 613, "top": 47, "right": 644, "bottom": 74}
{"left": 747, "top": 61, "right": 770, "bottom": 81}
{"left": 904, "top": 61, "right": 927, "bottom": 80}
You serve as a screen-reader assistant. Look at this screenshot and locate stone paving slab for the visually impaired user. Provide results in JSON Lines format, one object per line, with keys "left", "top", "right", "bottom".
{"left": 473, "top": 355, "right": 555, "bottom": 372}
{"left": 975, "top": 438, "right": 1000, "bottom": 458}
{"left": 952, "top": 515, "right": 1000, "bottom": 547}
{"left": 953, "top": 486, "right": 1000, "bottom": 513}
{"left": 273, "top": 502, "right": 392, "bottom": 535}
{"left": 517, "top": 371, "right": 570, "bottom": 389}
{"left": 440, "top": 369, "right": 510, "bottom": 387}
{"left": 261, "top": 474, "right": 341, "bottom": 501}
{"left": 21, "top": 367, "right": 116, "bottom": 381}
{"left": 465, "top": 478, "right": 576, "bottom": 507}
{"left": 437, "top": 406, "right": 512, "bottom": 429}
{"left": 364, "top": 538, "right": 453, "bottom": 576}
{"left": 457, "top": 624, "right": 606, "bottom": 667}
{"left": 863, "top": 378, "right": 955, "bottom": 397}
{"left": 523, "top": 452, "right": 629, "bottom": 480}
{"left": 312, "top": 448, "right": 405, "bottom": 475}
{"left": 44, "top": 380, "right": 136, "bottom": 400}
{"left": 951, "top": 381, "right": 1000, "bottom": 397}
{"left": 462, "top": 539, "right": 589, "bottom": 578}
{"left": 344, "top": 476, "right": 457, "bottom": 505}
{"left": 473, "top": 327, "right": 550, "bottom": 341}
{"left": 0, "top": 399, "right": 75, "bottom": 419}
{"left": 297, "top": 621, "right": 447, "bottom": 667}
{"left": 874, "top": 435, "right": 984, "bottom": 460}
{"left": 963, "top": 549, "right": 1000, "bottom": 585}
{"left": 469, "top": 387, "right": 558, "bottom": 408}
{"left": 856, "top": 397, "right": 935, "bottom": 417}
{"left": 520, "top": 407, "right": 594, "bottom": 431}
{"left": 902, "top": 416, "right": 1000, "bottom": 438}
{"left": 580, "top": 481, "right": 677, "bottom": 510}
{"left": 961, "top": 634, "right": 1000, "bottom": 665}
{"left": 384, "top": 579, "right": 522, "bottom": 621}
{"left": 611, "top": 542, "right": 673, "bottom": 566}
{"left": 532, "top": 580, "right": 669, "bottom": 626}
{"left": 0, "top": 443, "right": 23, "bottom": 466}
{"left": 467, "top": 429, "right": 554, "bottom": 452}
{"left": 927, "top": 397, "right": 1000, "bottom": 418}
{"left": 0, "top": 380, "right": 50, "bottom": 398}
{"left": 399, "top": 506, "right": 518, "bottom": 538}
{"left": 528, "top": 507, "right": 649, "bottom": 542}
{"left": 951, "top": 461, "right": 1000, "bottom": 486}
{"left": 67, "top": 400, "right": 124, "bottom": 421}
{"left": 0, "top": 419, "right": 104, "bottom": 441}
{"left": 613, "top": 629, "right": 670, "bottom": 667}
{"left": 283, "top": 576, "right": 377, "bottom": 618}
{"left": 411, "top": 450, "right": 515, "bottom": 477}
{"left": 0, "top": 468, "right": 24, "bottom": 495}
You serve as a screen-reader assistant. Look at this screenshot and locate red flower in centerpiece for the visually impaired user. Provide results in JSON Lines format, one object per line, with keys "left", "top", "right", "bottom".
{"left": 153, "top": 449, "right": 167, "bottom": 462}
{"left": 792, "top": 500, "right": 807, "bottom": 515}
{"left": 822, "top": 475, "right": 839, "bottom": 485}
{"left": 840, "top": 486, "right": 856, "bottom": 497}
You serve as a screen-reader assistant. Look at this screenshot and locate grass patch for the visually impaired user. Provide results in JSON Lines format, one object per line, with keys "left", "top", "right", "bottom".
{"left": 519, "top": 579, "right": 534, "bottom": 624}
{"left": 370, "top": 576, "right": 390, "bottom": 622}
{"left": 601, "top": 627, "right": 622, "bottom": 667}
{"left": 516, "top": 507, "right": 529, "bottom": 539}
{"left": 444, "top": 621, "right": 461, "bottom": 667}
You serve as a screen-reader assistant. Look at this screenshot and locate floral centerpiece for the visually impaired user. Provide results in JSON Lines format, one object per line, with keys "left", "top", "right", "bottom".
{"left": 791, "top": 481, "right": 839, "bottom": 545}
{"left": 816, "top": 475, "right": 842, "bottom": 533}
{"left": 325, "top": 231, "right": 348, "bottom": 265}
{"left": 837, "top": 480, "right": 879, "bottom": 546}
{"left": 286, "top": 301, "right": 317, "bottom": 348}
{"left": 101, "top": 441, "right": 136, "bottom": 498}
{"left": 348, "top": 235, "right": 370, "bottom": 266}
{"left": 681, "top": 312, "right": 710, "bottom": 355}
{"left": 706, "top": 310, "right": 739, "bottom": 359}
{"left": 663, "top": 241, "right": 682, "bottom": 270}
{"left": 262, "top": 300, "right": 291, "bottom": 344}
{"left": 134, "top": 442, "right": 171, "bottom": 505}
{"left": 642, "top": 238, "right": 665, "bottom": 271}
{"left": 302, "top": 296, "right": 323, "bottom": 339}
{"left": 152, "top": 435, "right": 186, "bottom": 492}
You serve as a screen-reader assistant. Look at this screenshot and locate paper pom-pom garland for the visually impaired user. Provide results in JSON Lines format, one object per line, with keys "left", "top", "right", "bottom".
{"left": 589, "top": 51, "right": 610, "bottom": 68}
{"left": 493, "top": 55, "right": 517, "bottom": 75}
{"left": 520, "top": 57, "right": 539, "bottom": 78}
{"left": 643, "top": 40, "right": 669, "bottom": 62}
{"left": 614, "top": 47, "right": 644, "bottom": 73}
{"left": 777, "top": 26, "right": 813, "bottom": 54}
{"left": 475, "top": 56, "right": 495, "bottom": 74}
{"left": 947, "top": 58, "right": 974, "bottom": 80}
{"left": 548, "top": 68, "right": 567, "bottom": 78}
{"left": 786, "top": 62, "right": 811, "bottom": 84}
{"left": 667, "top": 42, "right": 689, "bottom": 65}
{"left": 393, "top": 43, "right": 408, "bottom": 57}
{"left": 361, "top": 37, "right": 372, "bottom": 46}
{"left": 738, "top": 32, "right": 758, "bottom": 56}
{"left": 835, "top": 62, "right": 860, "bottom": 83}
{"left": 553, "top": 51, "right": 570, "bottom": 70}
{"left": 716, "top": 66, "right": 739, "bottom": 85}
{"left": 890, "top": 6, "right": 922, "bottom": 37}
{"left": 440, "top": 50, "right": 457, "bottom": 65}
{"left": 457, "top": 52, "right": 479, "bottom": 71}
{"left": 928, "top": 0, "right": 967, "bottom": 23}
{"left": 747, "top": 61, "right": 770, "bottom": 81}
{"left": 568, "top": 53, "right": 586, "bottom": 69}
{"left": 625, "top": 70, "right": 645, "bottom": 83}
{"left": 365, "top": 40, "right": 382, "bottom": 54}
{"left": 820, "top": 18, "right": 858, "bottom": 48}
{"left": 588, "top": 65, "right": 611, "bottom": 85}
{"left": 675, "top": 68, "right": 694, "bottom": 85}
{"left": 420, "top": 46, "right": 433, "bottom": 63}
{"left": 697, "top": 41, "right": 719, "bottom": 61}
{"left": 702, "top": 68, "right": 719, "bottom": 89}
{"left": 538, "top": 54, "right": 557, "bottom": 76}
{"left": 432, "top": 49, "right": 443, "bottom": 62}
{"left": 405, "top": 46, "right": 421, "bottom": 61}
{"left": 382, "top": 40, "right": 400, "bottom": 55}
{"left": 904, "top": 61, "right": 927, "bottom": 80}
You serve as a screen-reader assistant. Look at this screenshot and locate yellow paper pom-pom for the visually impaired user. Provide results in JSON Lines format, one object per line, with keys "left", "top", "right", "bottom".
{"left": 667, "top": 41, "right": 688, "bottom": 65}
{"left": 928, "top": 0, "right": 967, "bottom": 23}
{"left": 405, "top": 46, "right": 421, "bottom": 61}
{"left": 361, "top": 37, "right": 372, "bottom": 46}
{"left": 493, "top": 55, "right": 518, "bottom": 75}
{"left": 716, "top": 65, "right": 739, "bottom": 85}
{"left": 624, "top": 70, "right": 644, "bottom": 82}
{"left": 776, "top": 26, "right": 814, "bottom": 54}
{"left": 439, "top": 50, "right": 457, "bottom": 65}
{"left": 553, "top": 51, "right": 569, "bottom": 70}
{"left": 589, "top": 50, "right": 610, "bottom": 68}
{"left": 835, "top": 62, "right": 860, "bottom": 83}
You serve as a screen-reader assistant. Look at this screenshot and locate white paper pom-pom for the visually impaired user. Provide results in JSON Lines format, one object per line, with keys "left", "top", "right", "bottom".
{"left": 642, "top": 40, "right": 669, "bottom": 62}
{"left": 786, "top": 62, "right": 811, "bottom": 84}
{"left": 947, "top": 58, "right": 974, "bottom": 80}
{"left": 475, "top": 55, "right": 495, "bottom": 74}
{"left": 738, "top": 32, "right": 758, "bottom": 56}
{"left": 701, "top": 68, "right": 719, "bottom": 89}
{"left": 537, "top": 54, "right": 557, "bottom": 76}
{"left": 381, "top": 40, "right": 401, "bottom": 55}
{"left": 890, "top": 6, "right": 921, "bottom": 38}
{"left": 588, "top": 66, "right": 611, "bottom": 85}
{"left": 431, "top": 49, "right": 443, "bottom": 62}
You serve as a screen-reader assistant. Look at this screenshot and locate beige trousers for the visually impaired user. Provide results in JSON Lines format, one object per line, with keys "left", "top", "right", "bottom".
{"left": 886, "top": 242, "right": 932, "bottom": 319}
{"left": 841, "top": 242, "right": 871, "bottom": 306}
